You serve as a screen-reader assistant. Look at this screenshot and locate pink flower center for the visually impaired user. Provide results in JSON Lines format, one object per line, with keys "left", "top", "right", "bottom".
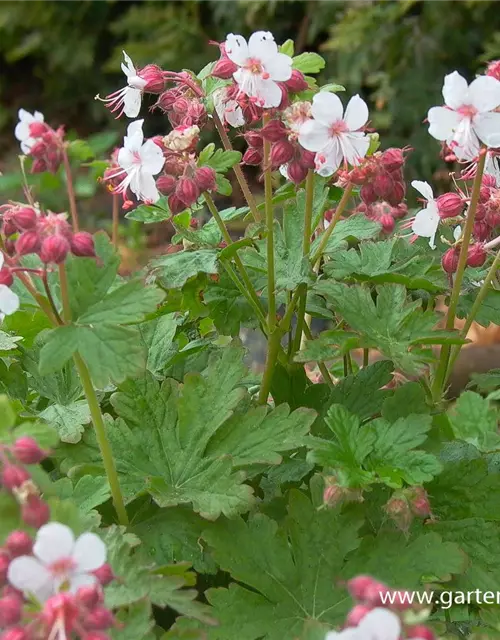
{"left": 457, "top": 104, "right": 478, "bottom": 119}
{"left": 49, "top": 557, "right": 76, "bottom": 579}
{"left": 132, "top": 151, "right": 142, "bottom": 165}
{"left": 329, "top": 119, "right": 348, "bottom": 136}
{"left": 245, "top": 57, "right": 269, "bottom": 79}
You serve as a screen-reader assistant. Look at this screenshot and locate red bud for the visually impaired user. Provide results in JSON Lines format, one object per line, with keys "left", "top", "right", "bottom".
{"left": 287, "top": 161, "right": 308, "bottom": 184}
{"left": 71, "top": 232, "right": 95, "bottom": 258}
{"left": 284, "top": 69, "right": 308, "bottom": 93}
{"left": 362, "top": 581, "right": 390, "bottom": 606}
{"left": 380, "top": 213, "right": 395, "bottom": 233}
{"left": 76, "top": 584, "right": 103, "bottom": 608}
{"left": 381, "top": 147, "right": 405, "bottom": 172}
{"left": 28, "top": 121, "right": 49, "bottom": 138}
{"left": 92, "top": 563, "right": 115, "bottom": 586}
{"left": 466, "top": 243, "right": 487, "bottom": 267}
{"left": 436, "top": 192, "right": 464, "bottom": 219}
{"left": 0, "top": 628, "right": 30, "bottom": 640}
{"left": 212, "top": 57, "right": 238, "bottom": 79}
{"left": 194, "top": 166, "right": 217, "bottom": 192}
{"left": 0, "top": 268, "right": 13, "bottom": 287}
{"left": 347, "top": 576, "right": 378, "bottom": 601}
{"left": 168, "top": 194, "right": 186, "bottom": 215}
{"left": 486, "top": 209, "right": 500, "bottom": 228}
{"left": 12, "top": 436, "right": 47, "bottom": 464}
{"left": 176, "top": 177, "right": 200, "bottom": 207}
{"left": 384, "top": 493, "right": 413, "bottom": 532}
{"left": 270, "top": 139, "right": 294, "bottom": 168}
{"left": 479, "top": 185, "right": 492, "bottom": 204}
{"left": 243, "top": 130, "right": 263, "bottom": 149}
{"left": 482, "top": 173, "right": 497, "bottom": 188}
{"left": 13, "top": 206, "right": 37, "bottom": 230}
{"left": 407, "top": 626, "right": 435, "bottom": 640}
{"left": 473, "top": 220, "right": 491, "bottom": 241}
{"left": 386, "top": 180, "right": 406, "bottom": 206}
{"left": 391, "top": 203, "right": 408, "bottom": 219}
{"left": 0, "top": 594, "right": 22, "bottom": 626}
{"left": 442, "top": 247, "right": 460, "bottom": 274}
{"left": 85, "top": 607, "right": 115, "bottom": 630}
{"left": 0, "top": 551, "right": 10, "bottom": 585}
{"left": 21, "top": 495, "right": 50, "bottom": 528}
{"left": 40, "top": 235, "right": 70, "bottom": 264}
{"left": 138, "top": 64, "right": 165, "bottom": 93}
{"left": 156, "top": 174, "right": 177, "bottom": 196}
{"left": 260, "top": 119, "right": 287, "bottom": 142}
{"left": 1, "top": 465, "right": 30, "bottom": 492}
{"left": 15, "top": 230, "right": 40, "bottom": 256}
{"left": 373, "top": 171, "right": 394, "bottom": 199}
{"left": 390, "top": 590, "right": 414, "bottom": 611}
{"left": 475, "top": 202, "right": 487, "bottom": 221}
{"left": 242, "top": 147, "right": 263, "bottom": 166}
{"left": 360, "top": 183, "right": 377, "bottom": 205}
{"left": 5, "top": 531, "right": 32, "bottom": 557}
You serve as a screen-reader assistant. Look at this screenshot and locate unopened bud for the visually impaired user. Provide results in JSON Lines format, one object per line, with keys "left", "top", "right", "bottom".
{"left": 287, "top": 161, "right": 308, "bottom": 184}
{"left": 168, "top": 194, "right": 186, "bottom": 215}
{"left": 270, "top": 140, "right": 294, "bottom": 168}
{"left": 384, "top": 493, "right": 413, "bottom": 532}
{"left": 138, "top": 64, "right": 164, "bottom": 93}
{"left": 479, "top": 185, "right": 492, "bottom": 204}
{"left": 5, "top": 531, "right": 33, "bottom": 557}
{"left": 473, "top": 220, "right": 491, "bottom": 241}
{"left": 243, "top": 130, "right": 263, "bottom": 149}
{"left": 408, "top": 487, "right": 432, "bottom": 518}
{"left": 157, "top": 174, "right": 177, "bottom": 196}
{"left": 176, "top": 177, "right": 200, "bottom": 208}
{"left": 76, "top": 584, "right": 103, "bottom": 608}
{"left": 347, "top": 575, "right": 377, "bottom": 602}
{"left": 194, "top": 166, "right": 217, "bottom": 192}
{"left": 0, "top": 594, "right": 22, "bottom": 626}
{"left": 380, "top": 213, "right": 395, "bottom": 234}
{"left": 1, "top": 466, "right": 30, "bottom": 492}
{"left": 3, "top": 221, "right": 17, "bottom": 237}
{"left": 466, "top": 242, "right": 487, "bottom": 268}
{"left": 71, "top": 232, "right": 95, "bottom": 258}
{"left": 390, "top": 589, "right": 414, "bottom": 611}
{"left": 475, "top": 203, "right": 487, "bottom": 221}
{"left": 483, "top": 173, "right": 497, "bottom": 189}
{"left": 92, "top": 563, "right": 115, "bottom": 586}
{"left": 0, "top": 268, "right": 13, "bottom": 287}
{"left": 0, "top": 551, "right": 10, "bottom": 585}
{"left": 21, "top": 495, "right": 50, "bottom": 528}
{"left": 242, "top": 147, "right": 263, "bottom": 166}
{"left": 407, "top": 626, "right": 435, "bottom": 640}
{"left": 285, "top": 69, "right": 308, "bottom": 93}
{"left": 373, "top": 172, "right": 394, "bottom": 199}
{"left": 442, "top": 247, "right": 460, "bottom": 274}
{"left": 40, "top": 235, "right": 70, "bottom": 264}
{"left": 345, "top": 604, "right": 372, "bottom": 626}
{"left": 15, "top": 230, "right": 40, "bottom": 256}
{"left": 13, "top": 206, "right": 37, "bottom": 230}
{"left": 360, "top": 183, "right": 377, "bottom": 205}
{"left": 391, "top": 203, "right": 408, "bottom": 220}
{"left": 212, "top": 57, "right": 238, "bottom": 79}
{"left": 85, "top": 607, "right": 115, "bottom": 630}
{"left": 381, "top": 147, "right": 406, "bottom": 172}
{"left": 386, "top": 180, "right": 405, "bottom": 206}
{"left": 260, "top": 119, "right": 287, "bottom": 143}
{"left": 0, "top": 627, "right": 28, "bottom": 640}
{"left": 323, "top": 484, "right": 344, "bottom": 508}
{"left": 12, "top": 437, "right": 47, "bottom": 464}
{"left": 362, "top": 580, "right": 390, "bottom": 606}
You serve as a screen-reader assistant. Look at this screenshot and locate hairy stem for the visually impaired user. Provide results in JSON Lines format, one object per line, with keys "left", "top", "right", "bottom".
{"left": 311, "top": 184, "right": 353, "bottom": 265}
{"left": 257, "top": 329, "right": 281, "bottom": 405}
{"left": 62, "top": 146, "right": 80, "bottom": 232}
{"left": 112, "top": 195, "right": 120, "bottom": 248}
{"left": 432, "top": 148, "right": 487, "bottom": 399}
{"left": 303, "top": 322, "right": 334, "bottom": 388}
{"left": 16, "top": 271, "right": 58, "bottom": 325}
{"left": 42, "top": 267, "right": 63, "bottom": 325}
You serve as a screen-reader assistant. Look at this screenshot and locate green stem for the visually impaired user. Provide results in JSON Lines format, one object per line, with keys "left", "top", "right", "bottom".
{"left": 58, "top": 263, "right": 129, "bottom": 526}
{"left": 311, "top": 184, "right": 353, "bottom": 265}
{"left": 263, "top": 131, "right": 276, "bottom": 331}
{"left": 222, "top": 261, "right": 268, "bottom": 330}
{"left": 212, "top": 110, "right": 261, "bottom": 222}
{"left": 43, "top": 267, "right": 63, "bottom": 325}
{"left": 432, "top": 148, "right": 487, "bottom": 400}
{"left": 303, "top": 323, "right": 334, "bottom": 388}
{"left": 257, "top": 329, "right": 281, "bottom": 405}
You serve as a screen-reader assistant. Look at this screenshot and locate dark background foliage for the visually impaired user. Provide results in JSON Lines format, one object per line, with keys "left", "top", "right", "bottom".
{"left": 1, "top": 0, "right": 500, "bottom": 186}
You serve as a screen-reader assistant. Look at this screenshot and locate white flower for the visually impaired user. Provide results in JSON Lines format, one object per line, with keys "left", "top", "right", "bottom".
{"left": 428, "top": 71, "right": 500, "bottom": 161}
{"left": 410, "top": 180, "right": 441, "bottom": 249}
{"left": 225, "top": 31, "right": 292, "bottom": 108}
{"left": 325, "top": 608, "right": 401, "bottom": 640}
{"left": 8, "top": 522, "right": 106, "bottom": 602}
{"left": 0, "top": 252, "right": 19, "bottom": 317}
{"left": 96, "top": 51, "right": 147, "bottom": 118}
{"left": 213, "top": 87, "right": 245, "bottom": 128}
{"left": 112, "top": 120, "right": 164, "bottom": 203}
{"left": 299, "top": 91, "right": 370, "bottom": 177}
{"left": 15, "top": 109, "right": 44, "bottom": 154}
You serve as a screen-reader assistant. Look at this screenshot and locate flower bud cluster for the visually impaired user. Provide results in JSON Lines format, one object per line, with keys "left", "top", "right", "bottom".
{"left": 322, "top": 476, "right": 364, "bottom": 508}
{"left": 155, "top": 73, "right": 207, "bottom": 129}
{"left": 383, "top": 486, "right": 432, "bottom": 533}
{"left": 14, "top": 111, "right": 64, "bottom": 175}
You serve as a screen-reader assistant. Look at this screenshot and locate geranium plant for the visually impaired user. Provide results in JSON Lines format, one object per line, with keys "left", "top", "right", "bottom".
{"left": 1, "top": 30, "right": 500, "bottom": 640}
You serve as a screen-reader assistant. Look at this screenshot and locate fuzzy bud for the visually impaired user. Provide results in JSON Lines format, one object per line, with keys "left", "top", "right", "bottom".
{"left": 212, "top": 57, "right": 238, "bottom": 79}
{"left": 194, "top": 166, "right": 217, "bottom": 192}
{"left": 407, "top": 626, "right": 435, "bottom": 640}
{"left": 0, "top": 268, "right": 13, "bottom": 287}
{"left": 323, "top": 484, "right": 344, "bottom": 508}
{"left": 243, "top": 131, "right": 263, "bottom": 149}
{"left": 0, "top": 551, "right": 10, "bottom": 585}
{"left": 287, "top": 161, "right": 308, "bottom": 185}
{"left": 70, "top": 232, "right": 96, "bottom": 258}
{"left": 21, "top": 495, "right": 50, "bottom": 528}
{"left": 360, "top": 183, "right": 377, "bottom": 205}
{"left": 373, "top": 172, "right": 394, "bottom": 199}
{"left": 92, "top": 563, "right": 115, "bottom": 586}
{"left": 391, "top": 203, "right": 408, "bottom": 220}
{"left": 473, "top": 220, "right": 491, "bottom": 241}
{"left": 486, "top": 209, "right": 500, "bottom": 228}
{"left": 381, "top": 147, "right": 405, "bottom": 172}
{"left": 442, "top": 247, "right": 460, "bottom": 274}
{"left": 479, "top": 185, "right": 492, "bottom": 204}
{"left": 138, "top": 64, "right": 165, "bottom": 93}
{"left": 3, "top": 221, "right": 17, "bottom": 237}
{"left": 436, "top": 192, "right": 464, "bottom": 219}
{"left": 40, "top": 235, "right": 70, "bottom": 264}
{"left": 1, "top": 465, "right": 30, "bottom": 492}
{"left": 176, "top": 177, "right": 200, "bottom": 208}
{"left": 13, "top": 206, "right": 37, "bottom": 230}
{"left": 168, "top": 194, "right": 186, "bottom": 215}
{"left": 5, "top": 531, "right": 33, "bottom": 557}
{"left": 242, "top": 147, "right": 263, "bottom": 166}
{"left": 285, "top": 69, "right": 308, "bottom": 93}
{"left": 475, "top": 202, "right": 487, "bottom": 221}
{"left": 380, "top": 213, "right": 395, "bottom": 234}
{"left": 156, "top": 174, "right": 177, "bottom": 196}
{"left": 466, "top": 243, "right": 487, "bottom": 268}
{"left": 15, "top": 230, "right": 40, "bottom": 256}
{"left": 12, "top": 437, "right": 46, "bottom": 464}
{"left": 270, "top": 140, "right": 294, "bottom": 168}
{"left": 0, "top": 594, "right": 22, "bottom": 626}
{"left": 347, "top": 576, "right": 377, "bottom": 602}
{"left": 384, "top": 493, "right": 413, "bottom": 532}
{"left": 0, "top": 627, "right": 28, "bottom": 640}
{"left": 483, "top": 173, "right": 497, "bottom": 189}
{"left": 363, "top": 581, "right": 391, "bottom": 606}
{"left": 408, "top": 487, "right": 432, "bottom": 518}
{"left": 76, "top": 584, "right": 103, "bottom": 609}
{"left": 345, "top": 604, "right": 372, "bottom": 626}
{"left": 386, "top": 181, "right": 405, "bottom": 206}
{"left": 260, "top": 119, "right": 287, "bottom": 143}
{"left": 85, "top": 607, "right": 115, "bottom": 630}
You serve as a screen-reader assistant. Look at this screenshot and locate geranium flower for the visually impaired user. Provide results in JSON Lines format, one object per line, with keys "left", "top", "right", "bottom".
{"left": 224, "top": 31, "right": 292, "bottom": 108}
{"left": 213, "top": 87, "right": 245, "bottom": 128}
{"left": 0, "top": 252, "right": 19, "bottom": 317}
{"left": 15, "top": 109, "right": 45, "bottom": 154}
{"left": 8, "top": 522, "right": 106, "bottom": 602}
{"left": 111, "top": 120, "right": 165, "bottom": 203}
{"left": 326, "top": 608, "right": 401, "bottom": 640}
{"left": 298, "top": 92, "right": 370, "bottom": 177}
{"left": 410, "top": 180, "right": 440, "bottom": 249}
{"left": 428, "top": 71, "right": 500, "bottom": 160}
{"left": 96, "top": 51, "right": 147, "bottom": 118}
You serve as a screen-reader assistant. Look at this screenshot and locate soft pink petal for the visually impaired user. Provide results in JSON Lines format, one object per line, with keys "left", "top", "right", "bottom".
{"left": 343, "top": 95, "right": 369, "bottom": 131}
{"left": 442, "top": 71, "right": 469, "bottom": 109}
{"left": 311, "top": 91, "right": 343, "bottom": 127}
{"left": 34, "top": 523, "right": 75, "bottom": 565}
{"left": 411, "top": 180, "right": 434, "bottom": 201}
{"left": 359, "top": 608, "right": 401, "bottom": 640}
{"left": 225, "top": 34, "right": 249, "bottom": 66}
{"left": 8, "top": 556, "right": 52, "bottom": 597}
{"left": 340, "top": 131, "right": 370, "bottom": 165}
{"left": 69, "top": 572, "right": 98, "bottom": 593}
{"left": 473, "top": 111, "right": 500, "bottom": 148}
{"left": 18, "top": 109, "right": 35, "bottom": 124}
{"left": 248, "top": 31, "right": 278, "bottom": 62}
{"left": 263, "top": 52, "right": 292, "bottom": 82}
{"left": 0, "top": 286, "right": 20, "bottom": 315}
{"left": 298, "top": 120, "right": 330, "bottom": 152}
{"left": 123, "top": 87, "right": 143, "bottom": 118}
{"left": 427, "top": 106, "right": 462, "bottom": 142}
{"left": 139, "top": 139, "right": 165, "bottom": 175}
{"left": 469, "top": 75, "right": 500, "bottom": 113}
{"left": 72, "top": 533, "right": 106, "bottom": 573}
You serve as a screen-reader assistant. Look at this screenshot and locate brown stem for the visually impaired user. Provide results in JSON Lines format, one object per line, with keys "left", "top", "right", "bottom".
{"left": 62, "top": 146, "right": 79, "bottom": 232}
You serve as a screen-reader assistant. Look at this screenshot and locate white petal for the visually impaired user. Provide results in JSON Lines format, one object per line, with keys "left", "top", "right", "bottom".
{"left": 453, "top": 225, "right": 462, "bottom": 241}
{"left": 225, "top": 103, "right": 245, "bottom": 128}
{"left": 340, "top": 131, "right": 370, "bottom": 166}
{"left": 124, "top": 119, "right": 144, "bottom": 149}
{"left": 123, "top": 87, "right": 143, "bottom": 118}
{"left": 248, "top": 31, "right": 278, "bottom": 61}
{"left": 225, "top": 33, "right": 249, "bottom": 66}
{"left": 18, "top": 108, "right": 35, "bottom": 124}
{"left": 469, "top": 75, "right": 500, "bottom": 113}
{"left": 127, "top": 75, "right": 147, "bottom": 90}
{"left": 72, "top": 533, "right": 106, "bottom": 572}
{"left": 0, "top": 253, "right": 4, "bottom": 270}
{"left": 34, "top": 111, "right": 44, "bottom": 122}
{"left": 312, "top": 91, "right": 343, "bottom": 126}
{"left": 255, "top": 78, "right": 283, "bottom": 108}
{"left": 358, "top": 608, "right": 401, "bottom": 640}
{"left": 14, "top": 121, "right": 31, "bottom": 142}
{"left": 411, "top": 180, "right": 434, "bottom": 201}
{"left": 343, "top": 95, "right": 369, "bottom": 131}
{"left": 34, "top": 523, "right": 75, "bottom": 565}
{"left": 20, "top": 138, "right": 35, "bottom": 154}
{"left": 0, "top": 286, "right": 19, "bottom": 316}
{"left": 117, "top": 147, "right": 136, "bottom": 171}
{"left": 139, "top": 139, "right": 165, "bottom": 175}
{"left": 316, "top": 138, "right": 342, "bottom": 176}
{"left": 131, "top": 171, "right": 160, "bottom": 202}
{"left": 263, "top": 52, "right": 292, "bottom": 82}
{"left": 443, "top": 72, "right": 469, "bottom": 109}
{"left": 411, "top": 206, "right": 440, "bottom": 249}
{"left": 427, "top": 106, "right": 462, "bottom": 142}
{"left": 299, "top": 120, "right": 330, "bottom": 152}
{"left": 8, "top": 556, "right": 52, "bottom": 597}
{"left": 69, "top": 572, "right": 98, "bottom": 593}
{"left": 121, "top": 50, "right": 136, "bottom": 77}
{"left": 452, "top": 119, "right": 480, "bottom": 161}
{"left": 473, "top": 111, "right": 500, "bottom": 149}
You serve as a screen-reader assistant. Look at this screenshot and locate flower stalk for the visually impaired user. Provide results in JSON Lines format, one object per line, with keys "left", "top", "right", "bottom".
{"left": 62, "top": 146, "right": 80, "bottom": 232}
{"left": 311, "top": 183, "right": 353, "bottom": 264}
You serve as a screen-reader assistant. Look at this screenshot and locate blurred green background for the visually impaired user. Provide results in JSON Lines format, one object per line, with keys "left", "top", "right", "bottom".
{"left": 1, "top": 0, "right": 500, "bottom": 232}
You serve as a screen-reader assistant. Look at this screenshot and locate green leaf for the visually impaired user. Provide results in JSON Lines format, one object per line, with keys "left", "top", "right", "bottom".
{"left": 312, "top": 215, "right": 381, "bottom": 254}
{"left": 294, "top": 330, "right": 360, "bottom": 363}
{"left": 39, "top": 400, "right": 91, "bottom": 444}
{"left": 0, "top": 330, "right": 22, "bottom": 351}
{"left": 51, "top": 475, "right": 111, "bottom": 528}
{"left": 0, "top": 395, "right": 16, "bottom": 432}
{"left": 111, "top": 601, "right": 155, "bottom": 640}
{"left": 279, "top": 39, "right": 294, "bottom": 56}
{"left": 68, "top": 139, "right": 94, "bottom": 162}
{"left": 320, "top": 83, "right": 346, "bottom": 93}
{"left": 151, "top": 250, "right": 219, "bottom": 289}
{"left": 22, "top": 344, "right": 81, "bottom": 405}
{"left": 39, "top": 325, "right": 79, "bottom": 375}
{"left": 292, "top": 52, "right": 326, "bottom": 74}
{"left": 0, "top": 492, "right": 22, "bottom": 544}
{"left": 215, "top": 174, "right": 232, "bottom": 196}
{"left": 0, "top": 362, "right": 27, "bottom": 402}
{"left": 78, "top": 280, "right": 165, "bottom": 324}
{"left": 204, "top": 272, "right": 256, "bottom": 336}
{"left": 125, "top": 197, "right": 173, "bottom": 223}
{"left": 203, "top": 149, "right": 242, "bottom": 173}
{"left": 468, "top": 369, "right": 500, "bottom": 393}
{"left": 139, "top": 313, "right": 179, "bottom": 373}
{"left": 457, "top": 288, "right": 500, "bottom": 328}
{"left": 381, "top": 382, "right": 430, "bottom": 421}
{"left": 198, "top": 143, "right": 215, "bottom": 164}
{"left": 448, "top": 391, "right": 500, "bottom": 452}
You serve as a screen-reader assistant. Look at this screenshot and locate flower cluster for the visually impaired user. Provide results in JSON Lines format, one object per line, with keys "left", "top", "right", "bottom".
{"left": 155, "top": 75, "right": 207, "bottom": 129}
{"left": 14, "top": 110, "right": 64, "bottom": 174}
{"left": 384, "top": 487, "right": 432, "bottom": 533}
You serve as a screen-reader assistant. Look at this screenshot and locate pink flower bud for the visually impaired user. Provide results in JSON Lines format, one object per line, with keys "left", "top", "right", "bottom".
{"left": 186, "top": 100, "right": 207, "bottom": 127}
{"left": 12, "top": 437, "right": 47, "bottom": 464}
{"left": 287, "top": 161, "right": 308, "bottom": 184}
{"left": 284, "top": 69, "right": 308, "bottom": 93}
{"left": 172, "top": 96, "right": 190, "bottom": 114}
{"left": 270, "top": 140, "right": 294, "bottom": 168}
{"left": 70, "top": 232, "right": 96, "bottom": 258}
{"left": 168, "top": 194, "right": 186, "bottom": 215}
{"left": 242, "top": 147, "right": 263, "bottom": 166}
{"left": 301, "top": 150, "right": 316, "bottom": 170}
{"left": 373, "top": 172, "right": 394, "bottom": 199}
{"left": 0, "top": 268, "right": 13, "bottom": 287}
{"left": 5, "top": 531, "right": 33, "bottom": 557}
{"left": 31, "top": 158, "right": 48, "bottom": 174}
{"left": 348, "top": 167, "right": 368, "bottom": 186}
{"left": 483, "top": 173, "right": 497, "bottom": 188}
{"left": 0, "top": 550, "right": 10, "bottom": 585}
{"left": 473, "top": 220, "right": 491, "bottom": 241}
{"left": 1, "top": 465, "right": 30, "bottom": 492}
{"left": 363, "top": 581, "right": 390, "bottom": 606}
{"left": 85, "top": 607, "right": 115, "bottom": 630}
{"left": 21, "top": 495, "right": 50, "bottom": 528}
{"left": 0, "top": 627, "right": 29, "bottom": 640}
{"left": 15, "top": 230, "right": 40, "bottom": 256}
{"left": 243, "top": 131, "right": 263, "bottom": 149}
{"left": 479, "top": 185, "right": 492, "bottom": 204}
{"left": 442, "top": 247, "right": 460, "bottom": 274}
{"left": 407, "top": 626, "right": 435, "bottom": 640}
{"left": 194, "top": 166, "right": 217, "bottom": 192}
{"left": 436, "top": 192, "right": 464, "bottom": 219}
{"left": 487, "top": 60, "right": 500, "bottom": 81}
{"left": 391, "top": 203, "right": 408, "bottom": 220}
{"left": 260, "top": 119, "right": 287, "bottom": 143}
{"left": 475, "top": 203, "right": 487, "bottom": 221}
{"left": 4, "top": 240, "right": 15, "bottom": 257}
{"left": 76, "top": 585, "right": 103, "bottom": 609}
{"left": 3, "top": 221, "right": 17, "bottom": 237}
{"left": 92, "top": 564, "right": 114, "bottom": 586}
{"left": 360, "top": 183, "right": 377, "bottom": 205}
{"left": 384, "top": 494, "right": 413, "bottom": 532}
{"left": 156, "top": 174, "right": 176, "bottom": 195}
{"left": 82, "top": 634, "right": 111, "bottom": 640}
{"left": 138, "top": 64, "right": 164, "bottom": 93}
{"left": 212, "top": 57, "right": 238, "bottom": 79}
{"left": 347, "top": 575, "right": 378, "bottom": 601}
{"left": 0, "top": 594, "right": 22, "bottom": 626}
{"left": 386, "top": 181, "right": 406, "bottom": 206}
{"left": 13, "top": 206, "right": 37, "bottom": 230}
{"left": 381, "top": 147, "right": 406, "bottom": 172}
{"left": 345, "top": 604, "right": 372, "bottom": 626}
{"left": 40, "top": 235, "right": 70, "bottom": 264}
{"left": 380, "top": 213, "right": 395, "bottom": 234}
{"left": 323, "top": 484, "right": 344, "bottom": 508}
{"left": 466, "top": 243, "right": 487, "bottom": 268}
{"left": 486, "top": 208, "right": 500, "bottom": 228}
{"left": 176, "top": 177, "right": 200, "bottom": 208}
